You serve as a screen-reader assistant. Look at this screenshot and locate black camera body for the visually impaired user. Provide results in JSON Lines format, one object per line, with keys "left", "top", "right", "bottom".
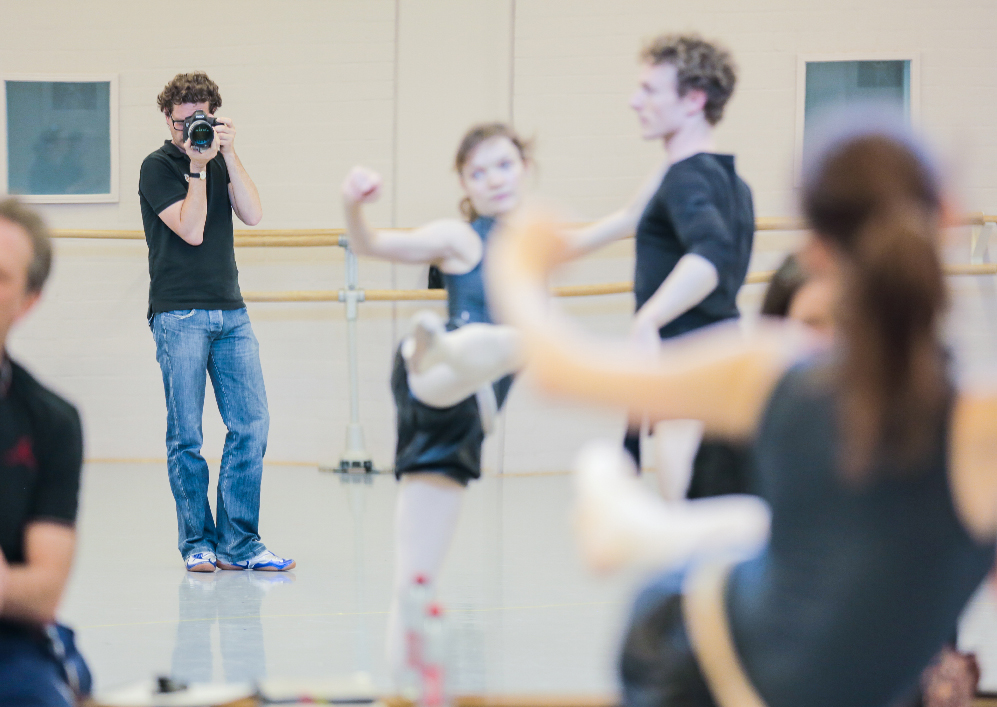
{"left": 182, "top": 111, "right": 219, "bottom": 151}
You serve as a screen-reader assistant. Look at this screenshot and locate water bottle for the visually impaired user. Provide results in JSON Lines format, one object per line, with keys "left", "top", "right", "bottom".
{"left": 399, "top": 574, "right": 433, "bottom": 698}
{"left": 420, "top": 603, "right": 448, "bottom": 707}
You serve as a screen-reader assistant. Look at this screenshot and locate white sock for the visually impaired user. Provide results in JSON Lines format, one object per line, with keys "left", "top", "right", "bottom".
{"left": 573, "top": 440, "right": 770, "bottom": 574}
{"left": 400, "top": 311, "right": 448, "bottom": 375}
{"left": 406, "top": 322, "right": 523, "bottom": 409}
{"left": 386, "top": 474, "right": 464, "bottom": 679}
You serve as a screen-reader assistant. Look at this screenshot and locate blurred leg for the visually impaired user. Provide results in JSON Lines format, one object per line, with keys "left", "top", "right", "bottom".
{"left": 403, "top": 313, "right": 523, "bottom": 409}
{"left": 386, "top": 473, "right": 464, "bottom": 677}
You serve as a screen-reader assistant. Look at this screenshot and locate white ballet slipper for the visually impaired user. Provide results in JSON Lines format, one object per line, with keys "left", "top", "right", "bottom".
{"left": 401, "top": 310, "right": 448, "bottom": 375}
{"left": 573, "top": 440, "right": 771, "bottom": 575}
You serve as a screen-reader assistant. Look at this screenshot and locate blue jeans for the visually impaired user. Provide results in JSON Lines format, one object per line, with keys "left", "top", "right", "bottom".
{"left": 151, "top": 308, "right": 269, "bottom": 563}
{"left": 0, "top": 630, "right": 75, "bottom": 707}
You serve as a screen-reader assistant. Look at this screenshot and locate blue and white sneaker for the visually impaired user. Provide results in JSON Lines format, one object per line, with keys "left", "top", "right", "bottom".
{"left": 185, "top": 551, "right": 217, "bottom": 573}
{"left": 217, "top": 550, "right": 295, "bottom": 572}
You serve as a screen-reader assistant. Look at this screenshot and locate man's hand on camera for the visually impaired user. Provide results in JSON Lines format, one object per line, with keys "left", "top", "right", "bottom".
{"left": 213, "top": 117, "right": 235, "bottom": 156}
{"left": 184, "top": 136, "right": 219, "bottom": 174}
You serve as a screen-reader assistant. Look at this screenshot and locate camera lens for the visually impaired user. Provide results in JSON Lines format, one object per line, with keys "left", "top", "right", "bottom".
{"left": 189, "top": 121, "right": 214, "bottom": 148}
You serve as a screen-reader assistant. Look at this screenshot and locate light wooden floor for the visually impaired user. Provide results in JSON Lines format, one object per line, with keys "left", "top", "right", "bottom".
{"left": 63, "top": 462, "right": 997, "bottom": 697}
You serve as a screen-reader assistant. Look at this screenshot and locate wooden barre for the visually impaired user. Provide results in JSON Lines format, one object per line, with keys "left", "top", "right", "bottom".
{"left": 240, "top": 265, "right": 997, "bottom": 303}
{"left": 48, "top": 215, "right": 997, "bottom": 244}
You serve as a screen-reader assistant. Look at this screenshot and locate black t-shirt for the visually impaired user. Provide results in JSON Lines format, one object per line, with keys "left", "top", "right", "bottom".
{"left": 138, "top": 140, "right": 244, "bottom": 318}
{"left": 0, "top": 357, "right": 83, "bottom": 566}
{"left": 634, "top": 152, "right": 755, "bottom": 339}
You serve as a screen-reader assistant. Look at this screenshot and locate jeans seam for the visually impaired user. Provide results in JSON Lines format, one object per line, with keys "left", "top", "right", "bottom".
{"left": 157, "top": 319, "right": 193, "bottom": 516}
{"left": 210, "top": 320, "right": 264, "bottom": 561}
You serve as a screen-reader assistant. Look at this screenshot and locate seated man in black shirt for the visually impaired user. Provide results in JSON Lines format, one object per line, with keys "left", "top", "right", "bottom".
{"left": 0, "top": 198, "right": 88, "bottom": 706}
{"left": 139, "top": 72, "right": 293, "bottom": 572}
{"left": 564, "top": 33, "right": 754, "bottom": 488}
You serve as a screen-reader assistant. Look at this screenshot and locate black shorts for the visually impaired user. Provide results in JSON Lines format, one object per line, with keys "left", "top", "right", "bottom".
{"left": 391, "top": 348, "right": 513, "bottom": 486}
{"left": 620, "top": 570, "right": 718, "bottom": 707}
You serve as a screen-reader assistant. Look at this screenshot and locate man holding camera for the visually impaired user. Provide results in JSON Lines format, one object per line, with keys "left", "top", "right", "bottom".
{"left": 139, "top": 71, "right": 294, "bottom": 572}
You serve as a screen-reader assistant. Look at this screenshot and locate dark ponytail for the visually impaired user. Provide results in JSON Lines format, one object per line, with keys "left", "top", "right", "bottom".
{"left": 803, "top": 134, "right": 947, "bottom": 479}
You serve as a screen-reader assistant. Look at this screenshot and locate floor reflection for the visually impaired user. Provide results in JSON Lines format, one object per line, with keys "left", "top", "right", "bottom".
{"left": 172, "top": 570, "right": 295, "bottom": 683}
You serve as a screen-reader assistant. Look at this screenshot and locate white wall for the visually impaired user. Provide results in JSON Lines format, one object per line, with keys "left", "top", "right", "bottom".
{"left": 3, "top": 0, "right": 997, "bottom": 471}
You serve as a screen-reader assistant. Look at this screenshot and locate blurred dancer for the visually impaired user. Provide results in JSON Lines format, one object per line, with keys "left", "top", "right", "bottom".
{"left": 341, "top": 123, "right": 528, "bottom": 678}
{"left": 489, "top": 116, "right": 996, "bottom": 707}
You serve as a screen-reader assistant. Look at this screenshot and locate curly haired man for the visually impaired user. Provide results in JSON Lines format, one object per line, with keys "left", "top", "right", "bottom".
{"left": 565, "top": 34, "right": 755, "bottom": 481}
{"left": 138, "top": 71, "right": 294, "bottom": 572}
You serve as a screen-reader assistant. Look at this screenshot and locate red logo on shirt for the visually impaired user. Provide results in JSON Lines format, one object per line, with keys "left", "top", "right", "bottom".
{"left": 4, "top": 436, "right": 36, "bottom": 470}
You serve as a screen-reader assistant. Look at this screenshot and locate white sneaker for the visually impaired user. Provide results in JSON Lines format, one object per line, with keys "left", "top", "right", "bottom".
{"left": 185, "top": 551, "right": 216, "bottom": 572}
{"left": 218, "top": 549, "right": 296, "bottom": 572}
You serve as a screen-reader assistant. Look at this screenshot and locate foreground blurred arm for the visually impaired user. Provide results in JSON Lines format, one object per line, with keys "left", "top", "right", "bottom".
{"left": 485, "top": 215, "right": 803, "bottom": 572}
{"left": 487, "top": 215, "right": 804, "bottom": 440}
{"left": 1, "top": 522, "right": 75, "bottom": 625}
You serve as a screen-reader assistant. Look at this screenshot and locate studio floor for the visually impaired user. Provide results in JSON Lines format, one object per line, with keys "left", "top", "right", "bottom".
{"left": 61, "top": 462, "right": 997, "bottom": 697}
{"left": 61, "top": 463, "right": 637, "bottom": 695}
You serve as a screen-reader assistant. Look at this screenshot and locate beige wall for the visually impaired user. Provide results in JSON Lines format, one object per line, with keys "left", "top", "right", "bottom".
{"left": 3, "top": 0, "right": 997, "bottom": 470}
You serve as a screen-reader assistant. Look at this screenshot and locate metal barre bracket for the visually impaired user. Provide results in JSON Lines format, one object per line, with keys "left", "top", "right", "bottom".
{"left": 319, "top": 239, "right": 378, "bottom": 475}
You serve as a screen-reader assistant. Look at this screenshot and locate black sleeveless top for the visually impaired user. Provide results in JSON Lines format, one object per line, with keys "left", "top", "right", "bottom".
{"left": 442, "top": 216, "right": 498, "bottom": 330}
{"left": 727, "top": 359, "right": 995, "bottom": 707}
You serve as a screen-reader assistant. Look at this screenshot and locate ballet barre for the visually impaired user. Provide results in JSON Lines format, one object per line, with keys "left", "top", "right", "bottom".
{"left": 47, "top": 215, "right": 997, "bottom": 475}
{"left": 50, "top": 212, "right": 997, "bottom": 242}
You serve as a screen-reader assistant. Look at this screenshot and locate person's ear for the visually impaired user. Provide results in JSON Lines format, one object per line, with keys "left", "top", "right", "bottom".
{"left": 683, "top": 88, "right": 708, "bottom": 117}
{"left": 13, "top": 291, "right": 40, "bottom": 326}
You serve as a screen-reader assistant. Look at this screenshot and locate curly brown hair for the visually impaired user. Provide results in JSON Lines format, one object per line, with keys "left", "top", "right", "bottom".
{"left": 640, "top": 34, "right": 737, "bottom": 125}
{"left": 156, "top": 72, "right": 222, "bottom": 115}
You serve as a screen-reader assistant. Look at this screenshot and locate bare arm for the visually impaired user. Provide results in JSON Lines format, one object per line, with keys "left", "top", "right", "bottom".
{"left": 563, "top": 160, "right": 668, "bottom": 258}
{"left": 157, "top": 137, "right": 221, "bottom": 246}
{"left": 487, "top": 215, "right": 805, "bottom": 439}
{"left": 215, "top": 117, "right": 263, "bottom": 226}
{"left": 631, "top": 253, "right": 719, "bottom": 346}
{"left": 342, "top": 166, "right": 480, "bottom": 270}
{"left": 1, "top": 522, "right": 75, "bottom": 625}
{"left": 950, "top": 391, "right": 997, "bottom": 541}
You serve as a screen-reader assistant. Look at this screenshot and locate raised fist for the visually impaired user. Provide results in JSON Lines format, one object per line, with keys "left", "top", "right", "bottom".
{"left": 343, "top": 166, "right": 383, "bottom": 205}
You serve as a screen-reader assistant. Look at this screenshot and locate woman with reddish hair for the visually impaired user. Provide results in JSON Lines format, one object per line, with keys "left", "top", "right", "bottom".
{"left": 342, "top": 122, "right": 531, "bottom": 681}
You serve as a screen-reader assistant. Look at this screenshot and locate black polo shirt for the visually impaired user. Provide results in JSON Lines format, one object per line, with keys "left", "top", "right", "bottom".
{"left": 0, "top": 357, "right": 83, "bottom": 567}
{"left": 634, "top": 152, "right": 755, "bottom": 339}
{"left": 138, "top": 140, "right": 244, "bottom": 319}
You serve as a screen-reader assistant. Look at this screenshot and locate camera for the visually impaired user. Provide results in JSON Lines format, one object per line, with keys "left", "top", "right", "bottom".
{"left": 182, "top": 111, "right": 219, "bottom": 151}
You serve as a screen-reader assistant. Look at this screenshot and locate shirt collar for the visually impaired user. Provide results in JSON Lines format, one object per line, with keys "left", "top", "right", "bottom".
{"left": 164, "top": 140, "right": 186, "bottom": 159}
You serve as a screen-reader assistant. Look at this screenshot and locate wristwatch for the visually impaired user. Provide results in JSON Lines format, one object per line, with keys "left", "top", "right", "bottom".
{"left": 184, "top": 170, "right": 206, "bottom": 182}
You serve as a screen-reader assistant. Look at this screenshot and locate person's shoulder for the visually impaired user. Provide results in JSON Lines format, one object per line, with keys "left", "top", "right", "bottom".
{"left": 142, "top": 141, "right": 177, "bottom": 164}
{"left": 9, "top": 360, "right": 81, "bottom": 430}
{"left": 140, "top": 142, "right": 183, "bottom": 177}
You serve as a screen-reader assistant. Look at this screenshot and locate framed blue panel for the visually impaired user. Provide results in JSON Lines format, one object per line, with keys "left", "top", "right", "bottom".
{"left": 794, "top": 56, "right": 918, "bottom": 183}
{"left": 2, "top": 75, "right": 118, "bottom": 203}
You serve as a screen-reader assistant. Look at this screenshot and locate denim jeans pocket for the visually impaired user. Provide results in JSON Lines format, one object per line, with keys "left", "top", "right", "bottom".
{"left": 162, "top": 309, "right": 197, "bottom": 320}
